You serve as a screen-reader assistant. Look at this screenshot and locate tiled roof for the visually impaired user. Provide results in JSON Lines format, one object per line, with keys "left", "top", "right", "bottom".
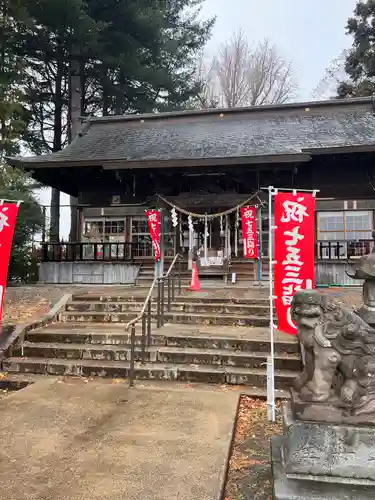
{"left": 8, "top": 98, "right": 375, "bottom": 167}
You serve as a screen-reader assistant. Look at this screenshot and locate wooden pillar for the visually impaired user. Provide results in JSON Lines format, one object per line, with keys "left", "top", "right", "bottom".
{"left": 50, "top": 189, "right": 60, "bottom": 242}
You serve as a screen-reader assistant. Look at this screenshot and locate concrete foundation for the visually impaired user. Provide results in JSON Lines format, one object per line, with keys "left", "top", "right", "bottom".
{"left": 39, "top": 261, "right": 139, "bottom": 284}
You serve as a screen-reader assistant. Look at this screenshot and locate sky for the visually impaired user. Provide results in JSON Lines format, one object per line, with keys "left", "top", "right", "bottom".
{"left": 40, "top": 0, "right": 358, "bottom": 238}
{"left": 200, "top": 0, "right": 357, "bottom": 100}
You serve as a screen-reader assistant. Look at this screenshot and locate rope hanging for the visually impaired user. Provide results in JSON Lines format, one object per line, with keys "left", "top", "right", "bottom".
{"left": 0, "top": 199, "right": 23, "bottom": 206}
{"left": 156, "top": 191, "right": 263, "bottom": 219}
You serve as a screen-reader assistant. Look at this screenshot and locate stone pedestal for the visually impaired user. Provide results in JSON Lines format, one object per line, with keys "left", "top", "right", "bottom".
{"left": 271, "top": 402, "right": 375, "bottom": 500}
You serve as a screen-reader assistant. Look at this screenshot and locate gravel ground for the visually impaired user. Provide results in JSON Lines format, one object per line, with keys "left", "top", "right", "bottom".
{"left": 2, "top": 284, "right": 138, "bottom": 325}
{"left": 224, "top": 397, "right": 281, "bottom": 500}
{"left": 320, "top": 287, "right": 362, "bottom": 309}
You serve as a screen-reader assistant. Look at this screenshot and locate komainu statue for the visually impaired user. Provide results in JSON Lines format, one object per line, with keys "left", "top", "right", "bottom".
{"left": 291, "top": 289, "right": 375, "bottom": 424}
{"left": 346, "top": 231, "right": 375, "bottom": 326}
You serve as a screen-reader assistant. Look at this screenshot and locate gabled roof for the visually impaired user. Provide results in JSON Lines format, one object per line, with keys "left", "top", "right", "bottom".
{"left": 7, "top": 97, "right": 375, "bottom": 169}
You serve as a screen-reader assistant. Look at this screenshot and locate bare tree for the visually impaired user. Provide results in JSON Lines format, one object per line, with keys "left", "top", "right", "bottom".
{"left": 198, "top": 30, "right": 297, "bottom": 108}
{"left": 195, "top": 50, "right": 219, "bottom": 109}
{"left": 311, "top": 50, "right": 348, "bottom": 100}
{"left": 212, "top": 30, "right": 251, "bottom": 107}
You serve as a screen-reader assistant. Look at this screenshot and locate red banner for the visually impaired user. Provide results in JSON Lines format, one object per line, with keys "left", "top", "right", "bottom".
{"left": 240, "top": 206, "right": 259, "bottom": 259}
{"left": 274, "top": 192, "right": 315, "bottom": 335}
{"left": 0, "top": 203, "right": 20, "bottom": 321}
{"left": 145, "top": 209, "right": 161, "bottom": 261}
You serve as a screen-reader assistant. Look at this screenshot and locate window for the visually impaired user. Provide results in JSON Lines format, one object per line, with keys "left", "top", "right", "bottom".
{"left": 131, "top": 218, "right": 148, "bottom": 235}
{"left": 84, "top": 220, "right": 104, "bottom": 237}
{"left": 82, "top": 218, "right": 126, "bottom": 258}
{"left": 317, "top": 211, "right": 373, "bottom": 259}
{"left": 104, "top": 220, "right": 125, "bottom": 235}
{"left": 84, "top": 219, "right": 125, "bottom": 238}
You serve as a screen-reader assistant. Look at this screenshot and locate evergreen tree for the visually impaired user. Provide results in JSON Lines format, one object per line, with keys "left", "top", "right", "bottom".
{"left": 0, "top": 1, "right": 46, "bottom": 280}
{"left": 339, "top": 0, "right": 375, "bottom": 97}
{"left": 0, "top": 166, "right": 44, "bottom": 282}
{"left": 3, "top": 0, "right": 214, "bottom": 248}
{"left": 0, "top": 0, "right": 30, "bottom": 157}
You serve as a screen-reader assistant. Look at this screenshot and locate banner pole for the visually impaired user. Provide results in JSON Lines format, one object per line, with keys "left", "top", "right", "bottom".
{"left": 257, "top": 206, "right": 262, "bottom": 283}
{"left": 267, "top": 186, "right": 276, "bottom": 423}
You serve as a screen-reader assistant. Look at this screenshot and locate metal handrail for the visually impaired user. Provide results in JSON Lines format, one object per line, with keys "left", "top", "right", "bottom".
{"left": 163, "top": 253, "right": 183, "bottom": 278}
{"left": 125, "top": 278, "right": 158, "bottom": 332}
{"left": 125, "top": 253, "right": 183, "bottom": 332}
{"left": 126, "top": 253, "right": 183, "bottom": 387}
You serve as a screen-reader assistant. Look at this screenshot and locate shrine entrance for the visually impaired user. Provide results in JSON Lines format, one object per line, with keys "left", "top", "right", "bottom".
{"left": 159, "top": 192, "right": 264, "bottom": 280}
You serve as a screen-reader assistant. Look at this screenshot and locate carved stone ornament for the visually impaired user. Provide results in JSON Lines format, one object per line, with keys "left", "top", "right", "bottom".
{"left": 346, "top": 230, "right": 375, "bottom": 326}
{"left": 291, "top": 289, "right": 375, "bottom": 425}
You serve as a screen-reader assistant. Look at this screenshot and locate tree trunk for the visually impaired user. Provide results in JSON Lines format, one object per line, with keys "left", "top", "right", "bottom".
{"left": 68, "top": 54, "right": 82, "bottom": 242}
{"left": 50, "top": 39, "right": 63, "bottom": 242}
{"left": 115, "top": 67, "right": 125, "bottom": 114}
{"left": 101, "top": 67, "right": 110, "bottom": 115}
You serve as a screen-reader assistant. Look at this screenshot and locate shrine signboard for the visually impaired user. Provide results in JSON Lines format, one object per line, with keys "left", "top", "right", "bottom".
{"left": 240, "top": 206, "right": 259, "bottom": 259}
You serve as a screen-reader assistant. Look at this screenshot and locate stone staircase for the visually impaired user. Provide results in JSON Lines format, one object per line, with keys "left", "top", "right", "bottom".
{"left": 229, "top": 259, "right": 270, "bottom": 283}
{"left": 136, "top": 260, "right": 191, "bottom": 287}
{"left": 3, "top": 290, "right": 301, "bottom": 392}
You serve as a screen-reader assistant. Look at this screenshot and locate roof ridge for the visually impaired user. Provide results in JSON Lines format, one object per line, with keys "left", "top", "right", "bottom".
{"left": 81, "top": 96, "right": 375, "bottom": 125}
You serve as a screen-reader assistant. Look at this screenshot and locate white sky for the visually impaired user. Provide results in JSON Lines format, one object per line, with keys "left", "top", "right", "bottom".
{"left": 38, "top": 0, "right": 357, "bottom": 239}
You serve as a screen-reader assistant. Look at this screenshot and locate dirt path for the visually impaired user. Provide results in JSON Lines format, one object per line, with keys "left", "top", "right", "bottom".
{"left": 0, "top": 378, "right": 238, "bottom": 500}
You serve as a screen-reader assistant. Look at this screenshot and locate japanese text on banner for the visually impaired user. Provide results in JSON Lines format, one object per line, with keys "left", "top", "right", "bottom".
{"left": 0, "top": 203, "right": 20, "bottom": 322}
{"left": 274, "top": 193, "right": 315, "bottom": 335}
{"left": 240, "top": 206, "right": 259, "bottom": 259}
{"left": 145, "top": 209, "right": 161, "bottom": 261}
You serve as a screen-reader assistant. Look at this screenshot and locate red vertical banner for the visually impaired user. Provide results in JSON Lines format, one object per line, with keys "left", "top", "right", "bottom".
{"left": 145, "top": 209, "right": 161, "bottom": 261}
{"left": 274, "top": 192, "right": 315, "bottom": 335}
{"left": 240, "top": 206, "right": 259, "bottom": 259}
{"left": 0, "top": 203, "right": 20, "bottom": 321}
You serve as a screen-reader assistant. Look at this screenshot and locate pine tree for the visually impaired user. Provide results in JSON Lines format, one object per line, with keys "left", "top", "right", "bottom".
{"left": 339, "top": 0, "right": 375, "bottom": 97}
{"left": 0, "top": 165, "right": 44, "bottom": 282}
{"left": 0, "top": 0, "right": 30, "bottom": 158}
{"left": 5, "top": 0, "right": 214, "bottom": 243}
{"left": 0, "top": 1, "right": 43, "bottom": 281}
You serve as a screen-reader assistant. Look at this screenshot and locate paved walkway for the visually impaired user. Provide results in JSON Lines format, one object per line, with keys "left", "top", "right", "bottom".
{"left": 0, "top": 378, "right": 238, "bottom": 500}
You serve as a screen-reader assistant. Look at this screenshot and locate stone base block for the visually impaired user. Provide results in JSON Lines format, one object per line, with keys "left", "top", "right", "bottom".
{"left": 282, "top": 402, "right": 375, "bottom": 481}
{"left": 272, "top": 436, "right": 375, "bottom": 500}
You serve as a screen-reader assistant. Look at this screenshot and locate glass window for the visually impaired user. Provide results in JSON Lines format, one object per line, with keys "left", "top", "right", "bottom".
{"left": 83, "top": 218, "right": 125, "bottom": 241}
{"left": 317, "top": 210, "right": 373, "bottom": 259}
{"left": 131, "top": 218, "right": 149, "bottom": 234}
{"left": 104, "top": 220, "right": 125, "bottom": 234}
{"left": 84, "top": 221, "right": 103, "bottom": 236}
{"left": 318, "top": 211, "right": 373, "bottom": 241}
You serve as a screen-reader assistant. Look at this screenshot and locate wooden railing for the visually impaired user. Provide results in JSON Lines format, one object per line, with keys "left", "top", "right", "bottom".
{"left": 41, "top": 241, "right": 153, "bottom": 262}
{"left": 316, "top": 240, "right": 374, "bottom": 260}
{"left": 125, "top": 254, "right": 183, "bottom": 387}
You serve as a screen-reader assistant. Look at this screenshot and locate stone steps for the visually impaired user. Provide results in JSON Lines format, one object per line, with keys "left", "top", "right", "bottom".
{"left": 0, "top": 372, "right": 291, "bottom": 400}
{"left": 3, "top": 289, "right": 300, "bottom": 389}
{"left": 59, "top": 311, "right": 139, "bottom": 323}
{"left": 2, "top": 356, "right": 296, "bottom": 388}
{"left": 162, "top": 312, "right": 269, "bottom": 327}
{"left": 24, "top": 324, "right": 297, "bottom": 355}
{"left": 65, "top": 300, "right": 270, "bottom": 316}
{"left": 71, "top": 294, "right": 269, "bottom": 305}
{"left": 15, "top": 342, "right": 300, "bottom": 371}
{"left": 59, "top": 309, "right": 269, "bottom": 326}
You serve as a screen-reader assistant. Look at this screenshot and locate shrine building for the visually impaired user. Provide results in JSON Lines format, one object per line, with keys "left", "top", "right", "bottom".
{"left": 7, "top": 96, "right": 375, "bottom": 286}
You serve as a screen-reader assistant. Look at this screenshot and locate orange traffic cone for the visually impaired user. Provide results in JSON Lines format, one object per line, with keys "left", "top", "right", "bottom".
{"left": 189, "top": 261, "right": 201, "bottom": 291}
